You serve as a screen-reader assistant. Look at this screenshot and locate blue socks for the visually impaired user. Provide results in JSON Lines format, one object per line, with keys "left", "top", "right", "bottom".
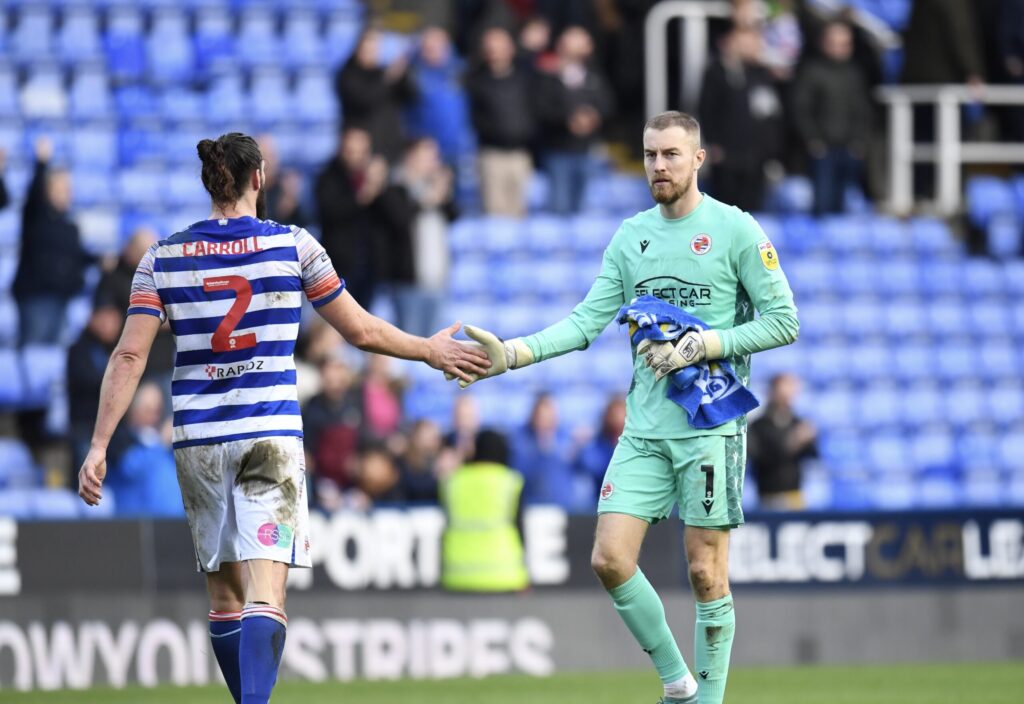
{"left": 239, "top": 603, "right": 288, "bottom": 704}
{"left": 209, "top": 611, "right": 242, "bottom": 704}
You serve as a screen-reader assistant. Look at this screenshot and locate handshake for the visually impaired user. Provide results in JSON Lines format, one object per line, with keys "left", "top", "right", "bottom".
{"left": 444, "top": 325, "right": 719, "bottom": 388}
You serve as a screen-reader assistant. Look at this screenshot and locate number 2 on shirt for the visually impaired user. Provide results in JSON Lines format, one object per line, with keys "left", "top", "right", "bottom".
{"left": 203, "top": 276, "right": 257, "bottom": 352}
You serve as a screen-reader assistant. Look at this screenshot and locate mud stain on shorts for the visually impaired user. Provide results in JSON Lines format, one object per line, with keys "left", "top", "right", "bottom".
{"left": 237, "top": 440, "right": 299, "bottom": 527}
{"left": 175, "top": 444, "right": 223, "bottom": 555}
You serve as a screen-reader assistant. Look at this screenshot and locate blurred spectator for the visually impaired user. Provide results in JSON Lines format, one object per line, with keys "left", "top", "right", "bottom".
{"left": 93, "top": 227, "right": 175, "bottom": 385}
{"left": 407, "top": 27, "right": 472, "bottom": 166}
{"left": 315, "top": 127, "right": 390, "bottom": 309}
{"left": 466, "top": 27, "right": 537, "bottom": 217}
{"left": 902, "top": 0, "right": 985, "bottom": 87}
{"left": 592, "top": 0, "right": 655, "bottom": 148}
{"left": 303, "top": 353, "right": 362, "bottom": 497}
{"left": 354, "top": 443, "right": 405, "bottom": 507}
{"left": 107, "top": 383, "right": 183, "bottom": 517}
{"left": 398, "top": 419, "right": 443, "bottom": 503}
{"left": 257, "top": 134, "right": 309, "bottom": 227}
{"left": 747, "top": 373, "right": 818, "bottom": 510}
{"left": 534, "top": 26, "right": 614, "bottom": 215}
{"left": 699, "top": 23, "right": 783, "bottom": 212}
{"left": 441, "top": 429, "right": 528, "bottom": 592}
{"left": 511, "top": 393, "right": 575, "bottom": 509}
{"left": 444, "top": 394, "right": 481, "bottom": 463}
{"left": 518, "top": 15, "right": 555, "bottom": 69}
{"left": 335, "top": 27, "right": 417, "bottom": 162}
{"left": 574, "top": 395, "right": 625, "bottom": 504}
{"left": 14, "top": 137, "right": 91, "bottom": 346}
{"left": 0, "top": 149, "right": 9, "bottom": 212}
{"left": 997, "top": 0, "right": 1024, "bottom": 141}
{"left": 67, "top": 302, "right": 126, "bottom": 480}
{"left": 792, "top": 20, "right": 871, "bottom": 215}
{"left": 391, "top": 137, "right": 457, "bottom": 338}
{"left": 294, "top": 319, "right": 346, "bottom": 404}
{"left": 360, "top": 354, "right": 404, "bottom": 441}
{"left": 760, "top": 0, "right": 802, "bottom": 80}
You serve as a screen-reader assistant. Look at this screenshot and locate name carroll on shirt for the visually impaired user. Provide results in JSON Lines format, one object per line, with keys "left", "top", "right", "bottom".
{"left": 181, "top": 236, "right": 264, "bottom": 257}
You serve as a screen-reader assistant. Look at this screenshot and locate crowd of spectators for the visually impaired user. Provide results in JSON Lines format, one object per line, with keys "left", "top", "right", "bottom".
{"left": 3, "top": 0, "right": 1023, "bottom": 517}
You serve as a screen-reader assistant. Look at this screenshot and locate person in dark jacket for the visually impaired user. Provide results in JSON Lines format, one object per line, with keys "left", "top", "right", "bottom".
{"left": 747, "top": 373, "right": 818, "bottom": 510}
{"left": 466, "top": 26, "right": 537, "bottom": 217}
{"left": 533, "top": 26, "right": 614, "bottom": 215}
{"left": 93, "top": 227, "right": 175, "bottom": 386}
{"left": 314, "top": 127, "right": 392, "bottom": 310}
{"left": 902, "top": 0, "right": 985, "bottom": 86}
{"left": 997, "top": 0, "right": 1024, "bottom": 140}
{"left": 792, "top": 20, "right": 872, "bottom": 215}
{"left": 698, "top": 23, "right": 783, "bottom": 213}
{"left": 335, "top": 27, "right": 417, "bottom": 162}
{"left": 67, "top": 302, "right": 127, "bottom": 481}
{"left": 13, "top": 137, "right": 92, "bottom": 346}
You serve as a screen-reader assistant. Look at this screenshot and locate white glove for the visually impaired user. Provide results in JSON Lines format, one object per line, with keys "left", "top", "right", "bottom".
{"left": 444, "top": 325, "right": 535, "bottom": 388}
{"left": 639, "top": 330, "right": 723, "bottom": 381}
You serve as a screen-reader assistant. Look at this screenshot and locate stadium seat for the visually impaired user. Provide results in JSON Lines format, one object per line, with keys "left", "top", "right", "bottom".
{"left": 11, "top": 7, "right": 53, "bottom": 63}
{"left": 945, "top": 383, "right": 985, "bottom": 427}
{"left": 282, "top": 10, "right": 324, "bottom": 67}
{"left": 893, "top": 343, "right": 934, "bottom": 383}
{"left": 909, "top": 217, "right": 959, "bottom": 255}
{"left": 147, "top": 8, "right": 194, "bottom": 85}
{"left": 523, "top": 215, "right": 569, "bottom": 256}
{"left": 70, "top": 124, "right": 118, "bottom": 169}
{"left": 31, "top": 488, "right": 80, "bottom": 520}
{"left": 0, "top": 66, "right": 19, "bottom": 119}
{"left": 956, "top": 428, "right": 1000, "bottom": 470}
{"left": 989, "top": 384, "right": 1024, "bottom": 427}
{"left": 900, "top": 381, "right": 944, "bottom": 427}
{"left": 998, "top": 431, "right": 1024, "bottom": 473}
{"left": 0, "top": 296, "right": 17, "bottom": 347}
{"left": 115, "top": 86, "right": 160, "bottom": 121}
{"left": 963, "top": 469, "right": 1004, "bottom": 506}
{"left": 987, "top": 214, "right": 1021, "bottom": 258}
{"left": 193, "top": 6, "right": 236, "bottom": 76}
{"left": 857, "top": 384, "right": 902, "bottom": 430}
{"left": 935, "top": 343, "right": 974, "bottom": 382}
{"left": 249, "top": 67, "right": 291, "bottom": 125}
{"left": 805, "top": 343, "right": 849, "bottom": 385}
{"left": 324, "top": 12, "right": 363, "bottom": 67}
{"left": 69, "top": 66, "right": 113, "bottom": 120}
{"left": 20, "top": 65, "right": 67, "bottom": 119}
{"left": 205, "top": 72, "right": 246, "bottom": 124}
{"left": 237, "top": 8, "right": 279, "bottom": 67}
{"left": 0, "top": 489, "right": 34, "bottom": 519}
{"left": 72, "top": 167, "right": 116, "bottom": 207}
{"left": 77, "top": 207, "right": 122, "bottom": 253}
{"left": 866, "top": 217, "right": 911, "bottom": 256}
{"left": 967, "top": 176, "right": 1017, "bottom": 228}
{"left": 20, "top": 344, "right": 65, "bottom": 407}
{"left": 847, "top": 343, "right": 889, "bottom": 383}
{"left": 570, "top": 214, "right": 619, "bottom": 254}
{"left": 158, "top": 88, "right": 205, "bottom": 124}
{"left": 926, "top": 298, "right": 968, "bottom": 337}
{"left": 58, "top": 7, "right": 102, "bottom": 64}
{"left": 0, "top": 438, "right": 38, "bottom": 488}
{"left": 292, "top": 69, "right": 337, "bottom": 123}
{"left": 884, "top": 300, "right": 928, "bottom": 337}
{"left": 809, "top": 386, "right": 856, "bottom": 429}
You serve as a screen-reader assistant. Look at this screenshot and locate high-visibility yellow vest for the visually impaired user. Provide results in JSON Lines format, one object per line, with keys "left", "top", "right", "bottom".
{"left": 440, "top": 462, "right": 529, "bottom": 592}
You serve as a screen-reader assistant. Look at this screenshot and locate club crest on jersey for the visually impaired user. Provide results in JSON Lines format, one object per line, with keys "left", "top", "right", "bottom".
{"left": 600, "top": 482, "right": 614, "bottom": 500}
{"left": 181, "top": 236, "right": 263, "bottom": 257}
{"left": 690, "top": 234, "right": 712, "bottom": 255}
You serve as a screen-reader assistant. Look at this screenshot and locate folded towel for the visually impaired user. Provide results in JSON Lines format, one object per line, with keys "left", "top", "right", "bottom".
{"left": 617, "top": 295, "right": 759, "bottom": 429}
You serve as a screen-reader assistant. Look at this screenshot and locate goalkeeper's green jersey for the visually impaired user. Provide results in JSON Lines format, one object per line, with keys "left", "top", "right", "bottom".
{"left": 521, "top": 195, "right": 799, "bottom": 439}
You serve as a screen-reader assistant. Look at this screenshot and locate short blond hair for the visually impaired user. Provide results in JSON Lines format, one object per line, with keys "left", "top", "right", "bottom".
{"left": 644, "top": 111, "right": 701, "bottom": 146}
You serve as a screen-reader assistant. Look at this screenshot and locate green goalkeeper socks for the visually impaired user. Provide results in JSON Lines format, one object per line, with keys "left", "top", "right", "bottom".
{"left": 694, "top": 594, "right": 735, "bottom": 704}
{"left": 607, "top": 568, "right": 689, "bottom": 684}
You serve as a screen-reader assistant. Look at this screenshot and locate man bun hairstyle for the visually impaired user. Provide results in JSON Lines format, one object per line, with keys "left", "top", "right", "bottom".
{"left": 644, "top": 111, "right": 702, "bottom": 146}
{"left": 196, "top": 132, "right": 263, "bottom": 208}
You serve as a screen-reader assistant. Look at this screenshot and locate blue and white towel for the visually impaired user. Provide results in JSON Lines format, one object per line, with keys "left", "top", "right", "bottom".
{"left": 617, "top": 295, "right": 759, "bottom": 429}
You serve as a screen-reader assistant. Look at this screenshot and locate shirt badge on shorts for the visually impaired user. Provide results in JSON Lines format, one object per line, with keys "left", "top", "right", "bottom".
{"left": 758, "top": 240, "right": 780, "bottom": 270}
{"left": 600, "top": 482, "right": 614, "bottom": 500}
{"left": 690, "top": 234, "right": 712, "bottom": 255}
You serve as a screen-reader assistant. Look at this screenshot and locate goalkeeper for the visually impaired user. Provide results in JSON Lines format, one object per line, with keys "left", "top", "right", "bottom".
{"left": 453, "top": 112, "right": 798, "bottom": 704}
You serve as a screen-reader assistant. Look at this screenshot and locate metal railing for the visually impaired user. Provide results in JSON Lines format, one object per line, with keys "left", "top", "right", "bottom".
{"left": 876, "top": 85, "right": 1024, "bottom": 216}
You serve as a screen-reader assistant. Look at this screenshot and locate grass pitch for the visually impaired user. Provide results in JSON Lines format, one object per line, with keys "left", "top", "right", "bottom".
{"left": 3, "top": 662, "right": 1022, "bottom": 704}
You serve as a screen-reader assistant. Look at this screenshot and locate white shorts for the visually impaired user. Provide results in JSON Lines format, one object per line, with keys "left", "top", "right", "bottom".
{"left": 174, "top": 436, "right": 311, "bottom": 572}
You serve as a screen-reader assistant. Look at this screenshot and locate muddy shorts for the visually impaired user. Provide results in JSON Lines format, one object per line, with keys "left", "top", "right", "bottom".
{"left": 174, "top": 436, "right": 311, "bottom": 572}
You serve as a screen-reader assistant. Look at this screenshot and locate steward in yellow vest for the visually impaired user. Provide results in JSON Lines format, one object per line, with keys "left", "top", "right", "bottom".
{"left": 441, "top": 430, "right": 529, "bottom": 592}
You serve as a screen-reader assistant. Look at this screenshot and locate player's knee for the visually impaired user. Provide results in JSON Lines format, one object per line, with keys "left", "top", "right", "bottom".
{"left": 687, "top": 559, "right": 726, "bottom": 598}
{"left": 590, "top": 545, "right": 635, "bottom": 587}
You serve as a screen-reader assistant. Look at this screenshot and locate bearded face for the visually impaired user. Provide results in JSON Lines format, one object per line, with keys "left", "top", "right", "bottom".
{"left": 643, "top": 126, "right": 703, "bottom": 206}
{"left": 255, "top": 182, "right": 267, "bottom": 220}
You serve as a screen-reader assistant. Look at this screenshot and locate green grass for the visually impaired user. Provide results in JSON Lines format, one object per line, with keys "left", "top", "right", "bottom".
{"left": 4, "top": 663, "right": 1023, "bottom": 704}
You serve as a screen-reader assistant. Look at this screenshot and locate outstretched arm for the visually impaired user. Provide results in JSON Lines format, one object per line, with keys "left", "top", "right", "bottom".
{"left": 316, "top": 290, "right": 490, "bottom": 382}
{"left": 79, "top": 313, "right": 161, "bottom": 505}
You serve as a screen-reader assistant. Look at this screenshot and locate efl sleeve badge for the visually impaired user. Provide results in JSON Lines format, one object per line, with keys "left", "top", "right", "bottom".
{"left": 758, "top": 241, "right": 779, "bottom": 271}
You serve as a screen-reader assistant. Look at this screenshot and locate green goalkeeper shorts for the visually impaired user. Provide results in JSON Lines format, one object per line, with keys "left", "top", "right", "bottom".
{"left": 596, "top": 434, "right": 746, "bottom": 529}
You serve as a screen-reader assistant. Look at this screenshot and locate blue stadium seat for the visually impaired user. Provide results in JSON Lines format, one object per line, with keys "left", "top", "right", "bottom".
{"left": 916, "top": 472, "right": 959, "bottom": 508}
{"left": 926, "top": 298, "right": 968, "bottom": 336}
{"left": 20, "top": 65, "right": 68, "bottom": 120}
{"left": 805, "top": 343, "right": 848, "bottom": 385}
{"left": 1000, "top": 260, "right": 1024, "bottom": 298}
{"left": 809, "top": 386, "right": 856, "bottom": 429}
{"left": 58, "top": 7, "right": 102, "bottom": 64}
{"left": 963, "top": 469, "right": 1004, "bottom": 506}
{"left": 910, "top": 426, "right": 956, "bottom": 471}
{"left": 820, "top": 216, "right": 871, "bottom": 256}
{"left": 105, "top": 7, "right": 146, "bottom": 83}
{"left": 69, "top": 124, "right": 117, "bottom": 169}
{"left": 69, "top": 66, "right": 113, "bottom": 120}
{"left": 0, "top": 438, "right": 38, "bottom": 488}
{"left": 523, "top": 215, "right": 569, "bottom": 256}
{"left": 0, "top": 296, "right": 17, "bottom": 347}
{"left": 31, "top": 488, "right": 80, "bottom": 520}
{"left": 945, "top": 383, "right": 986, "bottom": 428}
{"left": 71, "top": 167, "right": 115, "bottom": 207}
{"left": 782, "top": 256, "right": 832, "bottom": 298}
{"left": 118, "top": 166, "right": 164, "bottom": 207}
{"left": 770, "top": 176, "right": 813, "bottom": 214}
{"left": 0, "top": 66, "right": 19, "bottom": 119}
{"left": 835, "top": 259, "right": 876, "bottom": 296}
{"left": 867, "top": 432, "right": 911, "bottom": 472}
{"left": 900, "top": 381, "right": 944, "bottom": 427}
{"left": 570, "top": 214, "right": 618, "bottom": 253}
{"left": 875, "top": 259, "right": 919, "bottom": 297}
{"left": 250, "top": 67, "right": 291, "bottom": 124}
{"left": 840, "top": 300, "right": 880, "bottom": 338}
{"left": 115, "top": 86, "right": 160, "bottom": 121}
{"left": 324, "top": 12, "right": 363, "bottom": 67}
{"left": 935, "top": 343, "right": 973, "bottom": 382}
{"left": 998, "top": 431, "right": 1024, "bottom": 473}
{"left": 963, "top": 259, "right": 1003, "bottom": 297}
{"left": 848, "top": 343, "right": 890, "bottom": 383}
{"left": 884, "top": 300, "right": 928, "bottom": 337}
{"left": 77, "top": 207, "right": 122, "bottom": 254}
{"left": 980, "top": 342, "right": 1019, "bottom": 380}
{"left": 166, "top": 166, "right": 208, "bottom": 207}
{"left": 967, "top": 176, "right": 1016, "bottom": 228}
{"left": 293, "top": 69, "right": 337, "bottom": 123}
{"left": 205, "top": 73, "right": 246, "bottom": 124}
{"left": 282, "top": 10, "right": 324, "bottom": 67}
{"left": 159, "top": 88, "right": 205, "bottom": 124}
{"left": 11, "top": 7, "right": 53, "bottom": 63}
{"left": 910, "top": 217, "right": 959, "bottom": 255}
{"left": 0, "top": 489, "right": 34, "bottom": 519}
{"left": 857, "top": 384, "right": 902, "bottom": 430}
{"left": 987, "top": 215, "right": 1021, "bottom": 258}
{"left": 1011, "top": 302, "right": 1024, "bottom": 339}
{"left": 193, "top": 7, "right": 236, "bottom": 76}
{"left": 866, "top": 216, "right": 911, "bottom": 256}
{"left": 753, "top": 341, "right": 802, "bottom": 379}
{"left": 989, "top": 384, "right": 1024, "bottom": 427}
{"left": 797, "top": 301, "right": 842, "bottom": 340}
{"left": 296, "top": 124, "right": 336, "bottom": 167}
{"left": 970, "top": 299, "right": 1010, "bottom": 337}
{"left": 894, "top": 343, "right": 934, "bottom": 383}
{"left": 20, "top": 345, "right": 65, "bottom": 407}
{"left": 237, "top": 8, "right": 279, "bottom": 67}
{"left": 957, "top": 427, "right": 999, "bottom": 470}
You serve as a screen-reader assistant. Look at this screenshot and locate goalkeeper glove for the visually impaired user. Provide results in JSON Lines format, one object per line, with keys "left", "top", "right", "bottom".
{"left": 445, "top": 325, "right": 535, "bottom": 388}
{"left": 638, "top": 330, "right": 723, "bottom": 381}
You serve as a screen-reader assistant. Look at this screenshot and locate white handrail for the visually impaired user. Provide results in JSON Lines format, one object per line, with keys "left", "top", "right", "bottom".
{"left": 875, "top": 84, "right": 1024, "bottom": 216}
